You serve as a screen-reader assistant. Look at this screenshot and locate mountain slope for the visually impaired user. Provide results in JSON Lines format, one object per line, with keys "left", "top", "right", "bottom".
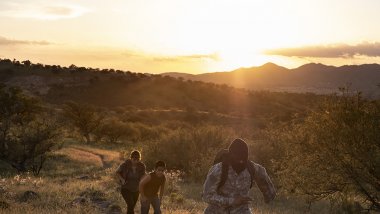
{"left": 0, "top": 59, "right": 321, "bottom": 118}
{"left": 163, "top": 63, "right": 380, "bottom": 98}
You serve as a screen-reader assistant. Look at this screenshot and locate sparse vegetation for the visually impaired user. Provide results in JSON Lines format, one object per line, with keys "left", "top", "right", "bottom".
{"left": 270, "top": 90, "right": 380, "bottom": 211}
{"left": 0, "top": 85, "right": 60, "bottom": 175}
{"left": 0, "top": 58, "right": 379, "bottom": 213}
{"left": 63, "top": 101, "right": 104, "bottom": 143}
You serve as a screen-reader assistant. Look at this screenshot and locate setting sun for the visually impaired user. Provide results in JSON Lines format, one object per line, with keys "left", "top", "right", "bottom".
{"left": 1, "top": 0, "right": 380, "bottom": 73}
{"left": 1, "top": 1, "right": 380, "bottom": 213}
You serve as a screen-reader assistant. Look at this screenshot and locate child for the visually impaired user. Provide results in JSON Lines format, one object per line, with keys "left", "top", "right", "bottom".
{"left": 139, "top": 161, "right": 166, "bottom": 214}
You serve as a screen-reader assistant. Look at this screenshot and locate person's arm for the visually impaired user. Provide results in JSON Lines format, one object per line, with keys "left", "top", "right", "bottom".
{"left": 142, "top": 163, "right": 146, "bottom": 175}
{"left": 252, "top": 162, "right": 276, "bottom": 203}
{"left": 115, "top": 164, "right": 126, "bottom": 185}
{"left": 202, "top": 164, "right": 251, "bottom": 207}
{"left": 139, "top": 162, "right": 146, "bottom": 177}
{"left": 202, "top": 164, "right": 234, "bottom": 206}
{"left": 139, "top": 174, "right": 151, "bottom": 202}
{"left": 159, "top": 179, "right": 165, "bottom": 201}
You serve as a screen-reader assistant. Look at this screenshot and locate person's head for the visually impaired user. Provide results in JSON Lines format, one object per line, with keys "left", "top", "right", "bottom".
{"left": 130, "top": 150, "right": 141, "bottom": 164}
{"left": 154, "top": 160, "right": 166, "bottom": 177}
{"left": 228, "top": 138, "right": 249, "bottom": 173}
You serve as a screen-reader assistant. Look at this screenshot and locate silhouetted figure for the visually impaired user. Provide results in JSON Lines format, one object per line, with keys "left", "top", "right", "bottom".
{"left": 116, "top": 150, "right": 146, "bottom": 214}
{"left": 202, "top": 138, "right": 276, "bottom": 214}
{"left": 139, "top": 161, "right": 166, "bottom": 214}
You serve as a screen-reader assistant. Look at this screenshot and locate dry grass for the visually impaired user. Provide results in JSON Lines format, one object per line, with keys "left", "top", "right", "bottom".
{"left": 70, "top": 145, "right": 122, "bottom": 163}
{"left": 54, "top": 147, "right": 103, "bottom": 167}
{"left": 0, "top": 143, "right": 331, "bottom": 214}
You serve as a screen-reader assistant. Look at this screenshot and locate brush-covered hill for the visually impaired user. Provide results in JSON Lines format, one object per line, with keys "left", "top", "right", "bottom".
{"left": 163, "top": 62, "right": 380, "bottom": 98}
{"left": 0, "top": 59, "right": 322, "bottom": 119}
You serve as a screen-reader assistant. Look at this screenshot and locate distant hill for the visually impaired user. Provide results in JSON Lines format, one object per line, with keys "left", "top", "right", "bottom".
{"left": 163, "top": 63, "right": 380, "bottom": 98}
{"left": 0, "top": 58, "right": 322, "bottom": 120}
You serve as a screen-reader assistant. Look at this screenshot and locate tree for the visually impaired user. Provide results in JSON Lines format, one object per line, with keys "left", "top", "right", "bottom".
{"left": 0, "top": 85, "right": 60, "bottom": 174}
{"left": 272, "top": 91, "right": 380, "bottom": 211}
{"left": 22, "top": 60, "right": 31, "bottom": 67}
{"left": 63, "top": 101, "right": 103, "bottom": 143}
{"left": 94, "top": 118, "right": 128, "bottom": 144}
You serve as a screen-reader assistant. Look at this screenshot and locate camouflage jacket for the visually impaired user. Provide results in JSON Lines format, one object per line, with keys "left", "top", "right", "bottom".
{"left": 202, "top": 162, "right": 276, "bottom": 214}
{"left": 202, "top": 163, "right": 252, "bottom": 214}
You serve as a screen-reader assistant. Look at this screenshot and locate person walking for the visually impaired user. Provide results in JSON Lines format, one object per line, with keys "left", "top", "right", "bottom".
{"left": 202, "top": 138, "right": 276, "bottom": 214}
{"left": 139, "top": 161, "right": 166, "bottom": 214}
{"left": 116, "top": 150, "right": 146, "bottom": 214}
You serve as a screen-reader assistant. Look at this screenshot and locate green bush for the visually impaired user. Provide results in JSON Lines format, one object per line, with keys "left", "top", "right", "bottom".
{"left": 0, "top": 85, "right": 60, "bottom": 175}
{"left": 143, "top": 125, "right": 236, "bottom": 182}
{"left": 271, "top": 91, "right": 380, "bottom": 211}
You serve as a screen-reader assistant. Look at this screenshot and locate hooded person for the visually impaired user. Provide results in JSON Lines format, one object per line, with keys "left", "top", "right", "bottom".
{"left": 228, "top": 138, "right": 249, "bottom": 173}
{"left": 202, "top": 138, "right": 275, "bottom": 214}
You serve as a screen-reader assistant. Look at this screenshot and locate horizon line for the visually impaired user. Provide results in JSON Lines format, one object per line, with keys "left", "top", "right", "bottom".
{"left": 1, "top": 57, "right": 380, "bottom": 75}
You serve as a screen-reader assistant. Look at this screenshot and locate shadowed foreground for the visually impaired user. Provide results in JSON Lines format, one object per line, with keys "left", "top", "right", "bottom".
{"left": 0, "top": 143, "right": 331, "bottom": 214}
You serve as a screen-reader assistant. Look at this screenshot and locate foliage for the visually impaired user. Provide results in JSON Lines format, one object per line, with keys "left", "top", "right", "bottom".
{"left": 3, "top": 58, "right": 378, "bottom": 211}
{"left": 94, "top": 118, "right": 128, "bottom": 144}
{"left": 94, "top": 119, "right": 171, "bottom": 144}
{"left": 63, "top": 101, "right": 104, "bottom": 143}
{"left": 0, "top": 85, "right": 60, "bottom": 174}
{"left": 272, "top": 91, "right": 380, "bottom": 211}
{"left": 0, "top": 58, "right": 320, "bottom": 120}
{"left": 143, "top": 125, "right": 237, "bottom": 182}
{"left": 0, "top": 144, "right": 332, "bottom": 214}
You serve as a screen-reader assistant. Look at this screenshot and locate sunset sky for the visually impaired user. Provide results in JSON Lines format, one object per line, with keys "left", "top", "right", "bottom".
{"left": 1, "top": 0, "right": 380, "bottom": 74}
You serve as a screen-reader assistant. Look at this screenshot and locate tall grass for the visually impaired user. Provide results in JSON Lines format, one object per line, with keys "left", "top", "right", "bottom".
{"left": 0, "top": 141, "right": 333, "bottom": 213}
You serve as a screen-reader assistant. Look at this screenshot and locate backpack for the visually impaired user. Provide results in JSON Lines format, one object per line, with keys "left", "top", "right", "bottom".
{"left": 213, "top": 149, "right": 277, "bottom": 203}
{"left": 213, "top": 149, "right": 255, "bottom": 189}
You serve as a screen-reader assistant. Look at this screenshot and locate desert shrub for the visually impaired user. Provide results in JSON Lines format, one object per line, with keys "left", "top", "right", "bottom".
{"left": 164, "top": 170, "right": 183, "bottom": 194}
{"left": 130, "top": 123, "right": 169, "bottom": 142}
{"left": 122, "top": 123, "right": 142, "bottom": 142}
{"left": 143, "top": 125, "right": 237, "bottom": 182}
{"left": 94, "top": 118, "right": 128, "bottom": 144}
{"left": 0, "top": 85, "right": 60, "bottom": 175}
{"left": 94, "top": 118, "right": 170, "bottom": 144}
{"left": 133, "top": 123, "right": 161, "bottom": 141}
{"left": 169, "top": 192, "right": 184, "bottom": 204}
{"left": 271, "top": 91, "right": 380, "bottom": 211}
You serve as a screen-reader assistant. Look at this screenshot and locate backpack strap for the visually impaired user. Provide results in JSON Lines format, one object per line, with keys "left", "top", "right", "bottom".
{"left": 217, "top": 159, "right": 229, "bottom": 193}
{"left": 247, "top": 161, "right": 256, "bottom": 188}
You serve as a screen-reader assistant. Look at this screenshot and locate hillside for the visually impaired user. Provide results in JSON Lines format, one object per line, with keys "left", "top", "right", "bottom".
{"left": 0, "top": 59, "right": 321, "bottom": 119}
{"left": 1, "top": 59, "right": 378, "bottom": 213}
{"left": 163, "top": 62, "right": 380, "bottom": 98}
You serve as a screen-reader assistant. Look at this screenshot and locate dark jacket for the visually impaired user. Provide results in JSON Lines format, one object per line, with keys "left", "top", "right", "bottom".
{"left": 116, "top": 159, "right": 146, "bottom": 186}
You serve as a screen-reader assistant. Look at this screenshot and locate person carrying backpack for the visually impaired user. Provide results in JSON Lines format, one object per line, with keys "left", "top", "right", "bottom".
{"left": 202, "top": 138, "right": 276, "bottom": 214}
{"left": 115, "top": 150, "right": 146, "bottom": 214}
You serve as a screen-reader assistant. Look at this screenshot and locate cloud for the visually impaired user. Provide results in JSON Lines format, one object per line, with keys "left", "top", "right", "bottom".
{"left": 0, "top": 2, "right": 89, "bottom": 20}
{"left": 265, "top": 42, "right": 380, "bottom": 58}
{"left": 121, "top": 51, "right": 146, "bottom": 59}
{"left": 120, "top": 50, "right": 219, "bottom": 62}
{"left": 43, "top": 6, "right": 77, "bottom": 16}
{"left": 0, "top": 36, "right": 51, "bottom": 46}
{"left": 153, "top": 53, "right": 220, "bottom": 62}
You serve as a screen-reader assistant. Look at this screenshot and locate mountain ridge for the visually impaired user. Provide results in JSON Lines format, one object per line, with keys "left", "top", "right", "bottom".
{"left": 162, "top": 62, "right": 380, "bottom": 98}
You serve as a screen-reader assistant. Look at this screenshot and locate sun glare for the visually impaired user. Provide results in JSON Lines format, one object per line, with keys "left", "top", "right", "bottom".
{"left": 1, "top": 0, "right": 380, "bottom": 73}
